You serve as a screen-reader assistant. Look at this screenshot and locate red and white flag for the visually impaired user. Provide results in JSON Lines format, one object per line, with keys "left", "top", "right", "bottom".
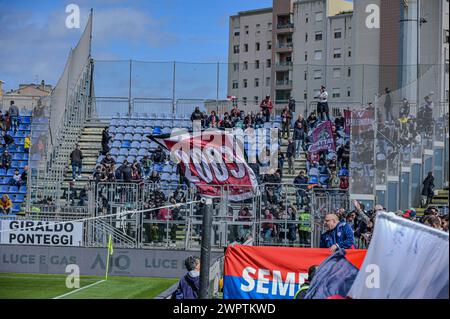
{"left": 152, "top": 130, "right": 259, "bottom": 201}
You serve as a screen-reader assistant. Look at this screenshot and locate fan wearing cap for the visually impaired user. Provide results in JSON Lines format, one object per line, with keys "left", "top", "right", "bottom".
{"left": 402, "top": 209, "right": 417, "bottom": 221}
{"left": 260, "top": 95, "right": 273, "bottom": 123}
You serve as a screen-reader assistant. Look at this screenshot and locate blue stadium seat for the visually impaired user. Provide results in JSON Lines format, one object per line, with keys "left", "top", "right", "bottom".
{"left": 170, "top": 173, "right": 179, "bottom": 182}
{"left": 0, "top": 168, "right": 6, "bottom": 176}
{"left": 12, "top": 194, "right": 25, "bottom": 203}
{"left": 136, "top": 156, "right": 143, "bottom": 163}
{"left": 12, "top": 203, "right": 20, "bottom": 214}
{"left": 162, "top": 127, "right": 172, "bottom": 135}
{"left": 14, "top": 138, "right": 25, "bottom": 145}
{"left": 19, "top": 124, "right": 31, "bottom": 131}
{"left": 110, "top": 148, "right": 120, "bottom": 156}
{"left": 0, "top": 185, "right": 8, "bottom": 193}
{"left": 11, "top": 161, "right": 19, "bottom": 169}
{"left": 161, "top": 173, "right": 171, "bottom": 181}
{"left": 119, "top": 148, "right": 129, "bottom": 156}
{"left": 123, "top": 133, "right": 133, "bottom": 141}
{"left": 140, "top": 135, "right": 149, "bottom": 142}
{"left": 116, "top": 126, "right": 126, "bottom": 134}
{"left": 114, "top": 133, "right": 124, "bottom": 141}
{"left": 121, "top": 140, "right": 131, "bottom": 148}
{"left": 6, "top": 169, "right": 15, "bottom": 177}
{"left": 19, "top": 117, "right": 31, "bottom": 124}
{"left": 8, "top": 186, "right": 19, "bottom": 193}
{"left": 118, "top": 120, "right": 127, "bottom": 127}
{"left": 138, "top": 148, "right": 148, "bottom": 156}
{"left": 125, "top": 126, "right": 134, "bottom": 134}
{"left": 97, "top": 155, "right": 105, "bottom": 164}
{"left": 149, "top": 141, "right": 158, "bottom": 150}
{"left": 12, "top": 153, "right": 22, "bottom": 161}
{"left": 129, "top": 148, "right": 138, "bottom": 156}
{"left": 130, "top": 141, "right": 140, "bottom": 149}
{"left": 112, "top": 141, "right": 121, "bottom": 148}
{"left": 129, "top": 119, "right": 138, "bottom": 127}
{"left": 134, "top": 126, "right": 144, "bottom": 134}
{"left": 19, "top": 186, "right": 27, "bottom": 194}
{"left": 132, "top": 134, "right": 142, "bottom": 141}
{"left": 114, "top": 155, "right": 124, "bottom": 164}
{"left": 110, "top": 119, "right": 120, "bottom": 126}
{"left": 0, "top": 178, "right": 9, "bottom": 185}
{"left": 109, "top": 126, "right": 117, "bottom": 134}
{"left": 126, "top": 156, "right": 136, "bottom": 163}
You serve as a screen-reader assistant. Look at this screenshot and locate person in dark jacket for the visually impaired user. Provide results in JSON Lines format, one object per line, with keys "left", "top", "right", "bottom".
{"left": 294, "top": 170, "right": 308, "bottom": 209}
{"left": 70, "top": 144, "right": 83, "bottom": 180}
{"left": 0, "top": 150, "right": 12, "bottom": 170}
{"left": 286, "top": 139, "right": 296, "bottom": 175}
{"left": 2, "top": 131, "right": 14, "bottom": 148}
{"left": 293, "top": 121, "right": 305, "bottom": 158}
{"left": 384, "top": 87, "right": 393, "bottom": 122}
{"left": 190, "top": 106, "right": 203, "bottom": 122}
{"left": 173, "top": 256, "right": 200, "bottom": 299}
{"left": 421, "top": 171, "right": 435, "bottom": 207}
{"left": 294, "top": 265, "right": 318, "bottom": 299}
{"left": 320, "top": 213, "right": 355, "bottom": 251}
{"left": 100, "top": 153, "right": 116, "bottom": 171}
{"left": 101, "top": 127, "right": 112, "bottom": 155}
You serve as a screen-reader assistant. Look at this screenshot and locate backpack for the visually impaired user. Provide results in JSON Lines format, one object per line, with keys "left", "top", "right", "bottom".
{"left": 340, "top": 176, "right": 349, "bottom": 189}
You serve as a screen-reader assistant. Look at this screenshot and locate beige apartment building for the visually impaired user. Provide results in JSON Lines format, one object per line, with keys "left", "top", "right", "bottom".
{"left": 228, "top": 0, "right": 449, "bottom": 115}
{"left": 0, "top": 80, "right": 52, "bottom": 111}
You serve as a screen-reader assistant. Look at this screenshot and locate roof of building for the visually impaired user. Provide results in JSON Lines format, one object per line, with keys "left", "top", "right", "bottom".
{"left": 233, "top": 7, "right": 272, "bottom": 17}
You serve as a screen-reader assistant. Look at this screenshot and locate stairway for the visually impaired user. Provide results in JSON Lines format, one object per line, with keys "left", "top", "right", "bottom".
{"left": 415, "top": 187, "right": 449, "bottom": 217}
{"left": 60, "top": 121, "right": 108, "bottom": 204}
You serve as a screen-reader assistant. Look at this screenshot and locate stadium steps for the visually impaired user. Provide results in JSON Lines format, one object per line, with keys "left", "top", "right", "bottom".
{"left": 58, "top": 123, "right": 107, "bottom": 199}
{"left": 413, "top": 188, "right": 449, "bottom": 216}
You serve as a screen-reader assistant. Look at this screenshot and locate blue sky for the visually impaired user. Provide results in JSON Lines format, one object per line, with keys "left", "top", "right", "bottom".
{"left": 0, "top": 0, "right": 273, "bottom": 94}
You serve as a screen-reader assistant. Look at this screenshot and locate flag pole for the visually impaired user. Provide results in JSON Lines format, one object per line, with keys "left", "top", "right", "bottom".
{"left": 105, "top": 234, "right": 113, "bottom": 280}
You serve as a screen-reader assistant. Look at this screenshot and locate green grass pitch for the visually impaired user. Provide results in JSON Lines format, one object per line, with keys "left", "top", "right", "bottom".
{"left": 0, "top": 273, "right": 178, "bottom": 299}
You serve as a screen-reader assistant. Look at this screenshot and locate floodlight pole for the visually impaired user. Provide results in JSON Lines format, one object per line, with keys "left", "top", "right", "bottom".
{"left": 199, "top": 197, "right": 213, "bottom": 299}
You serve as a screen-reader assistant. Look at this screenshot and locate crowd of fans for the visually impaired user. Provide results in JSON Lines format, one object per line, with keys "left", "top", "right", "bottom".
{"left": 0, "top": 101, "right": 30, "bottom": 214}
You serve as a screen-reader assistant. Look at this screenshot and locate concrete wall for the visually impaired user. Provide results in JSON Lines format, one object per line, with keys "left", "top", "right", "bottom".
{"left": 0, "top": 244, "right": 223, "bottom": 278}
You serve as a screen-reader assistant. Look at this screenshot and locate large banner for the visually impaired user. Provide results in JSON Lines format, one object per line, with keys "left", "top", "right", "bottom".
{"left": 309, "top": 121, "right": 336, "bottom": 153}
{"left": 223, "top": 245, "right": 366, "bottom": 299}
{"left": 153, "top": 130, "right": 259, "bottom": 201}
{"left": 348, "top": 213, "right": 449, "bottom": 299}
{"left": 0, "top": 220, "right": 83, "bottom": 247}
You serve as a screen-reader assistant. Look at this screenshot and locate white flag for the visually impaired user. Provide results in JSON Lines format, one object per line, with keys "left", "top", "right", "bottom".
{"left": 348, "top": 213, "right": 449, "bottom": 299}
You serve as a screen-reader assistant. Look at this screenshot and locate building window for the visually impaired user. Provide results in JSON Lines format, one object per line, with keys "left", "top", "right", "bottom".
{"left": 256, "top": 24, "right": 260, "bottom": 28}
{"left": 314, "top": 50, "right": 322, "bottom": 60}
{"left": 268, "top": 22, "right": 272, "bottom": 30}
{"left": 313, "top": 70, "right": 322, "bottom": 80}
{"left": 315, "top": 12, "right": 323, "bottom": 22}
{"left": 445, "top": 29, "right": 449, "bottom": 43}
{"left": 332, "top": 68, "right": 341, "bottom": 78}
{"left": 233, "top": 45, "right": 239, "bottom": 54}
{"left": 243, "top": 97, "right": 247, "bottom": 105}
{"left": 315, "top": 32, "right": 322, "bottom": 41}
{"left": 348, "top": 47, "right": 352, "bottom": 57}
{"left": 243, "top": 79, "right": 248, "bottom": 88}
{"left": 255, "top": 60, "right": 260, "bottom": 69}
{"left": 347, "top": 87, "right": 351, "bottom": 97}
{"left": 332, "top": 88, "right": 340, "bottom": 98}
{"left": 266, "top": 77, "right": 271, "bottom": 86}
{"left": 305, "top": 33, "right": 308, "bottom": 42}
{"left": 232, "top": 81, "right": 238, "bottom": 89}
{"left": 243, "top": 61, "right": 248, "bottom": 70}
{"left": 234, "top": 31, "right": 240, "bottom": 36}
{"left": 233, "top": 63, "right": 239, "bottom": 71}
{"left": 305, "top": 52, "right": 308, "bottom": 62}
{"left": 333, "top": 48, "right": 342, "bottom": 59}
{"left": 266, "top": 59, "right": 271, "bottom": 68}
{"left": 334, "top": 29, "right": 342, "bottom": 39}
{"left": 305, "top": 16, "right": 309, "bottom": 24}
{"left": 304, "top": 91, "right": 307, "bottom": 100}
{"left": 347, "top": 67, "right": 351, "bottom": 77}
{"left": 267, "top": 41, "right": 272, "bottom": 50}
{"left": 244, "top": 43, "right": 248, "bottom": 52}
{"left": 254, "top": 78, "right": 259, "bottom": 87}
{"left": 245, "top": 25, "right": 249, "bottom": 35}
{"left": 254, "top": 96, "right": 259, "bottom": 104}
{"left": 304, "top": 72, "right": 307, "bottom": 81}
{"left": 256, "top": 42, "right": 260, "bottom": 51}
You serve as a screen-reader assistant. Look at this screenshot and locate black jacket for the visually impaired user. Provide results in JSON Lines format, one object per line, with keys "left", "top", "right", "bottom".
{"left": 70, "top": 149, "right": 83, "bottom": 164}
{"left": 286, "top": 142, "right": 296, "bottom": 158}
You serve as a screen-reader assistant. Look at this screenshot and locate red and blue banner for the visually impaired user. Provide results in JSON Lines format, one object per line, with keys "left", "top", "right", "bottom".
{"left": 223, "top": 245, "right": 366, "bottom": 299}
{"left": 309, "top": 121, "right": 336, "bottom": 153}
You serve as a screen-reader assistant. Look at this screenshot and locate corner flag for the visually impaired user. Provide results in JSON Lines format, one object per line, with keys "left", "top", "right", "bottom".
{"left": 105, "top": 234, "right": 113, "bottom": 280}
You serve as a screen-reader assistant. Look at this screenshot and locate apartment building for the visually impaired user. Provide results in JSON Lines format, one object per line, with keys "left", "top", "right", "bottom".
{"left": 227, "top": 8, "right": 273, "bottom": 111}
{"left": 291, "top": 0, "right": 354, "bottom": 109}
{"left": 228, "top": 0, "right": 448, "bottom": 114}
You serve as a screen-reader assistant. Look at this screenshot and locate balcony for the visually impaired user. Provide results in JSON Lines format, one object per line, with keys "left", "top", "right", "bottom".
{"left": 275, "top": 79, "right": 293, "bottom": 89}
{"left": 275, "top": 61, "right": 293, "bottom": 71}
{"left": 276, "top": 42, "right": 293, "bottom": 52}
{"left": 276, "top": 22, "right": 294, "bottom": 34}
